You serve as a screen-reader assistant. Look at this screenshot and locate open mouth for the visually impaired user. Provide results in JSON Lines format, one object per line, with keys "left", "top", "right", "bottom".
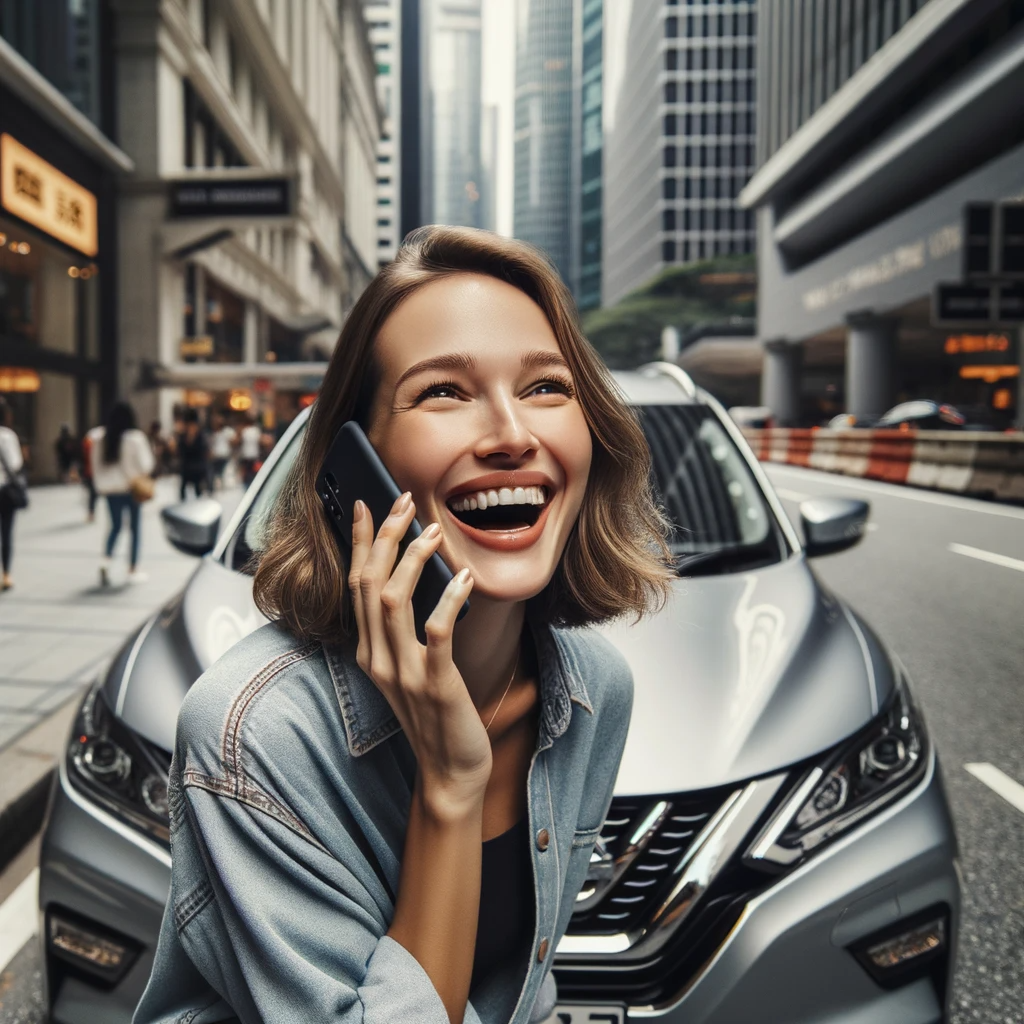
{"left": 446, "top": 486, "right": 548, "bottom": 531}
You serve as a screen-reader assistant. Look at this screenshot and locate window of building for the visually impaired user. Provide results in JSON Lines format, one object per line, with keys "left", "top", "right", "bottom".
{"left": 683, "top": 209, "right": 691, "bottom": 230}
{"left": 378, "top": 238, "right": 391, "bottom": 248}
{"left": 699, "top": 112, "right": 707, "bottom": 135}
{"left": 377, "top": 176, "right": 390, "bottom": 185}
{"left": 683, "top": 240, "right": 690, "bottom": 262}
{"left": 665, "top": 49, "right": 678, "bottom": 70}
{"left": 698, "top": 209, "right": 705, "bottom": 230}
{"left": 700, "top": 80, "right": 708, "bottom": 101}
{"left": 379, "top": 197, "right": 392, "bottom": 205}
{"left": 713, "top": 209, "right": 721, "bottom": 230}
{"left": 662, "top": 240, "right": 676, "bottom": 262}
{"left": 684, "top": 145, "right": 692, "bottom": 167}
{"left": 664, "top": 113, "right": 677, "bottom": 136}
{"left": 665, "top": 81, "right": 678, "bottom": 102}
{"left": 746, "top": 79, "right": 754, "bottom": 102}
{"left": 699, "top": 176, "right": 707, "bottom": 198}
{"left": 377, "top": 154, "right": 392, "bottom": 163}
{"left": 685, "top": 14, "right": 693, "bottom": 37}
{"left": 685, "top": 48, "right": 694, "bottom": 70}
{"left": 699, "top": 145, "right": 706, "bottom": 167}
{"left": 663, "top": 209, "right": 676, "bottom": 231}
{"left": 663, "top": 177, "right": 677, "bottom": 199}
{"left": 663, "top": 145, "right": 677, "bottom": 167}
{"left": 685, "top": 81, "right": 694, "bottom": 102}
{"left": 665, "top": 16, "right": 678, "bottom": 38}
{"left": 684, "top": 177, "right": 692, "bottom": 199}
{"left": 377, "top": 217, "right": 391, "bottom": 227}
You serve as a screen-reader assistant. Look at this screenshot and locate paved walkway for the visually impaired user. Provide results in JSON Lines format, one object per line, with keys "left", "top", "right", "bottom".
{"left": 0, "top": 479, "right": 243, "bottom": 753}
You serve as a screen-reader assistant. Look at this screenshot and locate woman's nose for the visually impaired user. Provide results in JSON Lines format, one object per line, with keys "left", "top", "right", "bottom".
{"left": 474, "top": 397, "right": 538, "bottom": 461}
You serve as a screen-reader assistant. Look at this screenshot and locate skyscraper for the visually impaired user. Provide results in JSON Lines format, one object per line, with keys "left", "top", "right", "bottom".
{"left": 603, "top": 0, "right": 757, "bottom": 305}
{"left": 514, "top": 0, "right": 574, "bottom": 281}
{"left": 423, "top": 0, "right": 485, "bottom": 228}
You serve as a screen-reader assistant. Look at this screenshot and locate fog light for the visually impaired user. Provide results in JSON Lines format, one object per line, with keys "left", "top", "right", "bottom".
{"left": 851, "top": 908, "right": 949, "bottom": 990}
{"left": 47, "top": 911, "right": 138, "bottom": 985}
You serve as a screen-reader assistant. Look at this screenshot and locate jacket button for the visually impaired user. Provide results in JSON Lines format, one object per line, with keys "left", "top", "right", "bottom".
{"left": 536, "top": 828, "right": 550, "bottom": 851}
{"left": 537, "top": 938, "right": 549, "bottom": 962}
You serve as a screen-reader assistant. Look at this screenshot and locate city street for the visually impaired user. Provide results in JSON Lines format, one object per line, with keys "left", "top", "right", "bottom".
{"left": 0, "top": 471, "right": 1022, "bottom": 1021}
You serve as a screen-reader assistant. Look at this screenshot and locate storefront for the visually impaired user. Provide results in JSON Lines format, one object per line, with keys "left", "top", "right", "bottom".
{"left": 0, "top": 82, "right": 119, "bottom": 481}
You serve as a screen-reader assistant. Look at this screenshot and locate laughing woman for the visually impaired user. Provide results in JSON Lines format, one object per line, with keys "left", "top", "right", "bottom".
{"left": 134, "top": 227, "right": 673, "bottom": 1024}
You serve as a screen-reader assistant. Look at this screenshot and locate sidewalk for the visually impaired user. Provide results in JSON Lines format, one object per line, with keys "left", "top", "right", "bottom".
{"left": 0, "top": 478, "right": 243, "bottom": 872}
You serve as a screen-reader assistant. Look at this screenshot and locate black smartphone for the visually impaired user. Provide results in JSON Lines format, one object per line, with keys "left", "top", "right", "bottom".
{"left": 316, "top": 421, "right": 469, "bottom": 640}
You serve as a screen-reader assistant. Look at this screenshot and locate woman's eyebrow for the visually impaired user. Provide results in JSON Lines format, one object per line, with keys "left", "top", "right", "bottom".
{"left": 394, "top": 352, "right": 477, "bottom": 391}
{"left": 521, "top": 350, "right": 570, "bottom": 373}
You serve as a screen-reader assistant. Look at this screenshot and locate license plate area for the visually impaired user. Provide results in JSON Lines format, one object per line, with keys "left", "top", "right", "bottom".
{"left": 552, "top": 1006, "right": 626, "bottom": 1023}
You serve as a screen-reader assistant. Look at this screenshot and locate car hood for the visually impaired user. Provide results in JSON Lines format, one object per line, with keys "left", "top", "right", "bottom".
{"left": 110, "top": 555, "right": 895, "bottom": 792}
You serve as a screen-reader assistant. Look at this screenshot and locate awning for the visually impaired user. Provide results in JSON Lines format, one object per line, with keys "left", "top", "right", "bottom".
{"left": 140, "top": 361, "right": 329, "bottom": 391}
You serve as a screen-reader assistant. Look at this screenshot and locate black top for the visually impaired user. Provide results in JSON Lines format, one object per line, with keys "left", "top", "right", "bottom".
{"left": 472, "top": 817, "right": 534, "bottom": 992}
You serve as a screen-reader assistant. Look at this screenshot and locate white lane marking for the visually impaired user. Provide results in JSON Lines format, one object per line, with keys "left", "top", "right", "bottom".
{"left": 949, "top": 543, "right": 1024, "bottom": 574}
{"left": 0, "top": 867, "right": 38, "bottom": 973}
{"left": 773, "top": 487, "right": 811, "bottom": 501}
{"left": 764, "top": 464, "right": 1024, "bottom": 521}
{"left": 965, "top": 763, "right": 1024, "bottom": 816}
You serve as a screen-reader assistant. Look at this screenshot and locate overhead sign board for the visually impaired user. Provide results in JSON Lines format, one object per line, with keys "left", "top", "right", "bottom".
{"left": 169, "top": 178, "right": 292, "bottom": 219}
{"left": 934, "top": 283, "right": 1024, "bottom": 326}
{"left": 962, "top": 201, "right": 1024, "bottom": 281}
{"left": 0, "top": 134, "right": 98, "bottom": 256}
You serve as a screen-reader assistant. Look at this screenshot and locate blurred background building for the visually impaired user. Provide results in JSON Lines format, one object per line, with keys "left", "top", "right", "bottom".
{"left": 744, "top": 0, "right": 1024, "bottom": 429}
{"left": 602, "top": 0, "right": 758, "bottom": 306}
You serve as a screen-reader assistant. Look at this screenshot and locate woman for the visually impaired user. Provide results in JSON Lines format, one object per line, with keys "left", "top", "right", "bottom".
{"left": 175, "top": 409, "right": 210, "bottom": 500}
{"left": 0, "top": 397, "right": 25, "bottom": 592}
{"left": 89, "top": 401, "right": 155, "bottom": 586}
{"left": 134, "top": 227, "right": 673, "bottom": 1024}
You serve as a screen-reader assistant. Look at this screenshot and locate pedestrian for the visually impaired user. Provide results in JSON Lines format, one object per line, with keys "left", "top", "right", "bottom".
{"left": 134, "top": 226, "right": 675, "bottom": 1024}
{"left": 175, "top": 409, "right": 210, "bottom": 500}
{"left": 55, "top": 424, "right": 79, "bottom": 482}
{"left": 237, "top": 411, "right": 263, "bottom": 486}
{"left": 89, "top": 401, "right": 155, "bottom": 587}
{"left": 147, "top": 420, "right": 169, "bottom": 477}
{"left": 80, "top": 430, "right": 98, "bottom": 522}
{"left": 0, "top": 397, "right": 27, "bottom": 592}
{"left": 208, "top": 413, "right": 237, "bottom": 491}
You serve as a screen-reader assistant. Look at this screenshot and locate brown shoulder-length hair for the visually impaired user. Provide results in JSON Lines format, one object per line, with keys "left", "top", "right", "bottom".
{"left": 253, "top": 225, "right": 674, "bottom": 644}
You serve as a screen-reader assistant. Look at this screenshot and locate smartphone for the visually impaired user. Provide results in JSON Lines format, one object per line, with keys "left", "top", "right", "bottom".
{"left": 316, "top": 421, "right": 469, "bottom": 640}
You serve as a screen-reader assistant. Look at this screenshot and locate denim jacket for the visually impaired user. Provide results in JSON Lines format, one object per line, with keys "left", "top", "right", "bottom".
{"left": 133, "top": 618, "right": 633, "bottom": 1024}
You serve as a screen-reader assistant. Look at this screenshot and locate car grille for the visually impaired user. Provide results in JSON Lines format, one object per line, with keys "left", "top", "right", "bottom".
{"left": 556, "top": 786, "right": 776, "bottom": 1008}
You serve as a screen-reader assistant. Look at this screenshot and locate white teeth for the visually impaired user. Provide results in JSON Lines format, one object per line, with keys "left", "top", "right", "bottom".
{"left": 448, "top": 486, "right": 549, "bottom": 513}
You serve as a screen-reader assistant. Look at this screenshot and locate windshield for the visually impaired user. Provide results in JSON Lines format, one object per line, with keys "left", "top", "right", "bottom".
{"left": 639, "top": 404, "right": 784, "bottom": 574}
{"left": 227, "top": 404, "right": 784, "bottom": 576}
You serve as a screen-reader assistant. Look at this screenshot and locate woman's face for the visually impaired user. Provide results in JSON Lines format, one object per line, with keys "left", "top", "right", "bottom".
{"left": 367, "top": 273, "right": 593, "bottom": 604}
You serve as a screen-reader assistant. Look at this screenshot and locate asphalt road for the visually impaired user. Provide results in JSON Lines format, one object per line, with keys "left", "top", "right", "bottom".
{"left": 763, "top": 464, "right": 1024, "bottom": 1024}
{"left": 1, "top": 468, "right": 1022, "bottom": 1022}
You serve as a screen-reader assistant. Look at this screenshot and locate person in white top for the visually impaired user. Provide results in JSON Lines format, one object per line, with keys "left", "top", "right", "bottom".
{"left": 88, "top": 401, "right": 155, "bottom": 586}
{"left": 0, "top": 397, "right": 25, "bottom": 591}
{"left": 237, "top": 413, "right": 264, "bottom": 486}
{"left": 209, "top": 413, "right": 237, "bottom": 491}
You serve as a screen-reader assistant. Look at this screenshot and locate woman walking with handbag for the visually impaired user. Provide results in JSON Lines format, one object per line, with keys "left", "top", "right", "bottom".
{"left": 0, "top": 397, "right": 28, "bottom": 592}
{"left": 88, "top": 402, "right": 155, "bottom": 587}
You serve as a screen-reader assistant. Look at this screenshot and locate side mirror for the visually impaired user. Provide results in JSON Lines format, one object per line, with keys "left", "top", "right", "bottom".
{"left": 161, "top": 499, "right": 222, "bottom": 557}
{"left": 799, "top": 497, "right": 870, "bottom": 557}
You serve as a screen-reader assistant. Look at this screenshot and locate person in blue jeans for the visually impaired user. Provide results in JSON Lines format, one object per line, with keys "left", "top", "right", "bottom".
{"left": 88, "top": 402, "right": 155, "bottom": 586}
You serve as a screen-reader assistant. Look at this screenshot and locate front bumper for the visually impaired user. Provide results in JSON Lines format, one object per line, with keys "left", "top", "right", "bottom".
{"left": 39, "top": 761, "right": 170, "bottom": 1024}
{"left": 582, "top": 750, "right": 959, "bottom": 1023}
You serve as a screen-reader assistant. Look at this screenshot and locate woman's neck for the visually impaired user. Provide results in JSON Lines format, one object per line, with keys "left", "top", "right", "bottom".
{"left": 451, "top": 596, "right": 526, "bottom": 711}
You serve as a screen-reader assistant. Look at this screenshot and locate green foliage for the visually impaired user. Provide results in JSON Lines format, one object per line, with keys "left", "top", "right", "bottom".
{"left": 583, "top": 254, "right": 757, "bottom": 368}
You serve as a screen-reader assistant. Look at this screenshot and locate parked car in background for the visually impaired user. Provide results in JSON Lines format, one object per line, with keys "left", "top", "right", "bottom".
{"left": 826, "top": 412, "right": 880, "bottom": 430}
{"left": 876, "top": 401, "right": 966, "bottom": 430}
{"left": 39, "top": 365, "right": 960, "bottom": 1024}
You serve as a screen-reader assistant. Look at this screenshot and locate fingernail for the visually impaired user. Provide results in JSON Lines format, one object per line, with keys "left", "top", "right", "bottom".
{"left": 457, "top": 568, "right": 472, "bottom": 585}
{"left": 396, "top": 492, "right": 412, "bottom": 513}
{"left": 353, "top": 500, "right": 365, "bottom": 522}
{"left": 423, "top": 522, "right": 441, "bottom": 539}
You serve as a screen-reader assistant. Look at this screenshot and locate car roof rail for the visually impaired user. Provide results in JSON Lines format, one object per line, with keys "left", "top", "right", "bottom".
{"left": 636, "top": 361, "right": 698, "bottom": 399}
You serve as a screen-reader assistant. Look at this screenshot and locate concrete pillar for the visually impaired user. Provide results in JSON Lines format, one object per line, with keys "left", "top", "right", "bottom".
{"left": 846, "top": 313, "right": 897, "bottom": 420}
{"left": 761, "top": 338, "right": 803, "bottom": 426}
{"left": 243, "top": 301, "right": 259, "bottom": 365}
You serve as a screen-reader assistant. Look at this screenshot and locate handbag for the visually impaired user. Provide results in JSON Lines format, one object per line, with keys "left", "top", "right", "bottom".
{"left": 0, "top": 438, "right": 29, "bottom": 510}
{"left": 130, "top": 475, "right": 155, "bottom": 503}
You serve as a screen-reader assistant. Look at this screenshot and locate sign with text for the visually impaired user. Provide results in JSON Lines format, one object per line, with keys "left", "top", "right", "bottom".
{"left": 934, "top": 283, "right": 1024, "bottom": 325}
{"left": 0, "top": 134, "right": 98, "bottom": 256}
{"left": 169, "top": 178, "right": 292, "bottom": 219}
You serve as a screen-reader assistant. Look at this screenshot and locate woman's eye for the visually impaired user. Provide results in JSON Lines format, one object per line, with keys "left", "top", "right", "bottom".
{"left": 416, "top": 381, "right": 460, "bottom": 402}
{"left": 529, "top": 377, "right": 574, "bottom": 398}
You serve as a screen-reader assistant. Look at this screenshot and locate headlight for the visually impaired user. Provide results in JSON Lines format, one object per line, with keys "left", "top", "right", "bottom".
{"left": 744, "top": 676, "right": 928, "bottom": 871}
{"left": 67, "top": 685, "right": 171, "bottom": 844}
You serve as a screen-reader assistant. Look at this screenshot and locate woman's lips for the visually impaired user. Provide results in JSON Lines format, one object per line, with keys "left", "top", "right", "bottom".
{"left": 444, "top": 498, "right": 554, "bottom": 552}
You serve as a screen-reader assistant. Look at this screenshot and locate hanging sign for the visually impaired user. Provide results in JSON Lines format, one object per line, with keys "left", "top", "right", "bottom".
{"left": 0, "top": 134, "right": 98, "bottom": 256}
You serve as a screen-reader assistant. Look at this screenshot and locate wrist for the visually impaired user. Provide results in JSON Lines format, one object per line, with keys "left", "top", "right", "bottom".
{"left": 416, "top": 770, "right": 489, "bottom": 825}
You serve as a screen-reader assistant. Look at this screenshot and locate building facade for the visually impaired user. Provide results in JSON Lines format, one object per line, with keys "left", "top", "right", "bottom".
{"left": 421, "top": 0, "right": 485, "bottom": 228}
{"left": 602, "top": 0, "right": 757, "bottom": 306}
{"left": 365, "top": 0, "right": 402, "bottom": 266}
{"left": 514, "top": 0, "right": 574, "bottom": 282}
{"left": 743, "top": 0, "right": 1024, "bottom": 428}
{"left": 112, "top": 0, "right": 379, "bottom": 433}
{"left": 0, "top": 0, "right": 133, "bottom": 481}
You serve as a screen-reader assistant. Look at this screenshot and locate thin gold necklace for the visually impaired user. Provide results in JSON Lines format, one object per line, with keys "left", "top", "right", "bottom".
{"left": 483, "top": 648, "right": 520, "bottom": 733}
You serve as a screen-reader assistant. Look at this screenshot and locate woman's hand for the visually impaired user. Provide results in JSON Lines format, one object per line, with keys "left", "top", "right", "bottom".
{"left": 348, "top": 493, "right": 490, "bottom": 819}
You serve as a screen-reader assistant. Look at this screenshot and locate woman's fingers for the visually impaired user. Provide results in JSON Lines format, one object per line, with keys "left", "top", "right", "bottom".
{"left": 380, "top": 522, "right": 443, "bottom": 669}
{"left": 424, "top": 568, "right": 474, "bottom": 677}
{"left": 348, "top": 501, "right": 373, "bottom": 670}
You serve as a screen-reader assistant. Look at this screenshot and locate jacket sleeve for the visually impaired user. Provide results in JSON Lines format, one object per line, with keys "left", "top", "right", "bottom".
{"left": 134, "top": 782, "right": 481, "bottom": 1024}
{"left": 131, "top": 431, "right": 156, "bottom": 477}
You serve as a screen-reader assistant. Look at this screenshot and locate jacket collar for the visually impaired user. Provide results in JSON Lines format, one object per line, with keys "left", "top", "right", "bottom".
{"left": 323, "top": 621, "right": 593, "bottom": 758}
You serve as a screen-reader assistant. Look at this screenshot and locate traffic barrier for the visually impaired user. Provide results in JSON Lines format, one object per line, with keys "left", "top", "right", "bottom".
{"left": 741, "top": 428, "right": 1024, "bottom": 502}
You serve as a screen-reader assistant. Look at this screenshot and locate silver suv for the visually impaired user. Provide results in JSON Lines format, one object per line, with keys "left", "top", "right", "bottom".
{"left": 39, "top": 364, "right": 959, "bottom": 1024}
